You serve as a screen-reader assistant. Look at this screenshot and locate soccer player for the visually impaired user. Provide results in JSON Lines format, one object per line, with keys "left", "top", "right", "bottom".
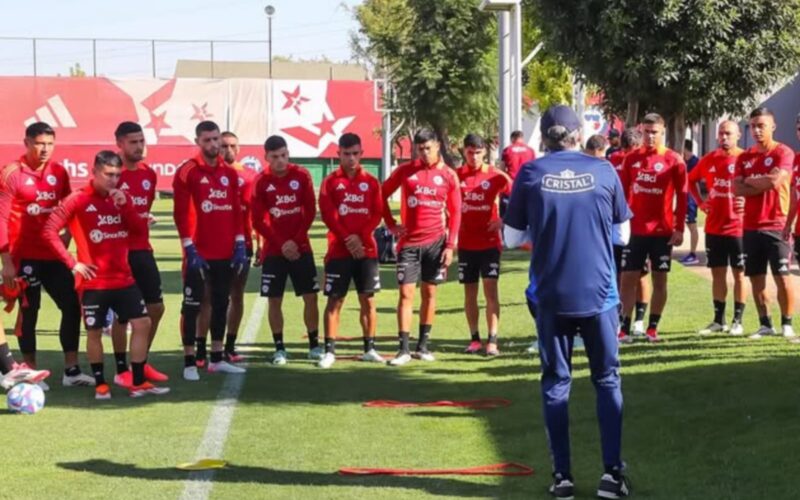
{"left": 251, "top": 135, "right": 320, "bottom": 366}
{"left": 381, "top": 128, "right": 461, "bottom": 366}
{"left": 0, "top": 121, "right": 93, "bottom": 389}
{"left": 43, "top": 151, "right": 168, "bottom": 399}
{"left": 618, "top": 113, "right": 687, "bottom": 343}
{"left": 679, "top": 139, "right": 701, "bottom": 265}
{"left": 734, "top": 107, "right": 795, "bottom": 339}
{"left": 585, "top": 134, "right": 608, "bottom": 158}
{"left": 609, "top": 128, "right": 650, "bottom": 336}
{"left": 504, "top": 105, "right": 630, "bottom": 499}
{"left": 456, "top": 134, "right": 511, "bottom": 356}
{"left": 605, "top": 128, "right": 621, "bottom": 159}
{"left": 689, "top": 121, "right": 746, "bottom": 335}
{"left": 173, "top": 121, "right": 249, "bottom": 380}
{"left": 501, "top": 130, "right": 536, "bottom": 181}
{"left": 109, "top": 122, "right": 168, "bottom": 387}
{"left": 195, "top": 131, "right": 257, "bottom": 365}
{"left": 317, "top": 133, "right": 384, "bottom": 368}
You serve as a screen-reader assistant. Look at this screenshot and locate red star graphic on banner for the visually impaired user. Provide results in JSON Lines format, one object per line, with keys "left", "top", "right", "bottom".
{"left": 282, "top": 86, "right": 310, "bottom": 114}
{"left": 191, "top": 102, "right": 213, "bottom": 121}
{"left": 314, "top": 115, "right": 337, "bottom": 137}
{"left": 145, "top": 110, "right": 169, "bottom": 137}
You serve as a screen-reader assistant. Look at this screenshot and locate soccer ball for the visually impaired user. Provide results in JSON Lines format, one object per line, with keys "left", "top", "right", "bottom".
{"left": 6, "top": 383, "right": 45, "bottom": 414}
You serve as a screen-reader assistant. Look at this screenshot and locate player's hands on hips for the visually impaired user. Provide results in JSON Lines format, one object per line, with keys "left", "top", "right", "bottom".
{"left": 733, "top": 196, "right": 745, "bottom": 215}
{"left": 231, "top": 240, "right": 249, "bottom": 275}
{"left": 1, "top": 253, "right": 16, "bottom": 289}
{"left": 185, "top": 243, "right": 210, "bottom": 278}
{"left": 110, "top": 189, "right": 127, "bottom": 207}
{"left": 281, "top": 240, "right": 301, "bottom": 261}
{"left": 390, "top": 224, "right": 407, "bottom": 239}
{"left": 486, "top": 219, "right": 504, "bottom": 233}
{"left": 72, "top": 262, "right": 98, "bottom": 280}
{"left": 441, "top": 248, "right": 454, "bottom": 268}
{"left": 669, "top": 230, "right": 684, "bottom": 247}
{"left": 148, "top": 213, "right": 157, "bottom": 227}
{"left": 345, "top": 234, "right": 365, "bottom": 259}
{"left": 699, "top": 201, "right": 711, "bottom": 214}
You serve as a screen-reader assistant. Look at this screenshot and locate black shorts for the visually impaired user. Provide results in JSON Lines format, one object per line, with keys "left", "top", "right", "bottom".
{"left": 613, "top": 245, "right": 649, "bottom": 275}
{"left": 457, "top": 248, "right": 501, "bottom": 284}
{"left": 621, "top": 235, "right": 672, "bottom": 273}
{"left": 744, "top": 230, "right": 791, "bottom": 276}
{"left": 81, "top": 285, "right": 147, "bottom": 330}
{"left": 396, "top": 237, "right": 446, "bottom": 285}
{"left": 128, "top": 250, "right": 163, "bottom": 304}
{"left": 706, "top": 234, "right": 745, "bottom": 270}
{"left": 324, "top": 258, "right": 380, "bottom": 298}
{"left": 261, "top": 253, "right": 319, "bottom": 298}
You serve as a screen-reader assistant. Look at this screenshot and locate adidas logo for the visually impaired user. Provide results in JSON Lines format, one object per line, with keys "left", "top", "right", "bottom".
{"left": 120, "top": 182, "right": 129, "bottom": 189}
{"left": 780, "top": 265, "right": 788, "bottom": 273}
{"left": 460, "top": 181, "right": 467, "bottom": 187}
{"left": 24, "top": 178, "right": 34, "bottom": 186}
{"left": 709, "top": 166, "right": 716, "bottom": 173}
{"left": 409, "top": 174, "right": 418, "bottom": 181}
{"left": 267, "top": 184, "right": 276, "bottom": 192}
{"left": 200, "top": 177, "right": 210, "bottom": 184}
{"left": 23, "top": 94, "right": 77, "bottom": 129}
{"left": 659, "top": 262, "right": 669, "bottom": 270}
{"left": 488, "top": 269, "right": 498, "bottom": 276}
{"left": 336, "top": 184, "right": 346, "bottom": 190}
{"left": 86, "top": 204, "right": 97, "bottom": 212}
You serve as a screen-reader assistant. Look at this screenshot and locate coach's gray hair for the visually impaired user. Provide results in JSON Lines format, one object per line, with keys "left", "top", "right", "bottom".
{"left": 542, "top": 125, "right": 581, "bottom": 151}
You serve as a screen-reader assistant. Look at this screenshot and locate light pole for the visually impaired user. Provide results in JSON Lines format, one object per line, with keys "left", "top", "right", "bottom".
{"left": 265, "top": 5, "right": 275, "bottom": 78}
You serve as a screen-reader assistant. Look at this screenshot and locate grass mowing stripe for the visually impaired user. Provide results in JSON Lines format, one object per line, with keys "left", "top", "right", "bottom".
{"left": 179, "top": 296, "right": 266, "bottom": 500}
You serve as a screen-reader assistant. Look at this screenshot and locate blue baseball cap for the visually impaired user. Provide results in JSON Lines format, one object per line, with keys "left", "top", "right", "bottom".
{"left": 540, "top": 105, "right": 582, "bottom": 135}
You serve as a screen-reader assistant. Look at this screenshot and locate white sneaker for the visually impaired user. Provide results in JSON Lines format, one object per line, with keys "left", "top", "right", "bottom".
{"left": 525, "top": 341, "right": 538, "bottom": 354}
{"left": 782, "top": 325, "right": 796, "bottom": 338}
{"left": 749, "top": 326, "right": 776, "bottom": 339}
{"left": 632, "top": 320, "right": 645, "bottom": 336}
{"left": 413, "top": 350, "right": 436, "bottom": 362}
{"left": 699, "top": 322, "right": 728, "bottom": 335}
{"left": 0, "top": 363, "right": 50, "bottom": 390}
{"left": 183, "top": 366, "right": 200, "bottom": 381}
{"left": 308, "top": 346, "right": 324, "bottom": 360}
{"left": 361, "top": 349, "right": 385, "bottom": 363}
{"left": 62, "top": 372, "right": 96, "bottom": 387}
{"left": 317, "top": 352, "right": 336, "bottom": 369}
{"left": 272, "top": 350, "right": 288, "bottom": 366}
{"left": 208, "top": 360, "right": 246, "bottom": 374}
{"left": 729, "top": 322, "right": 744, "bottom": 336}
{"left": 38, "top": 380, "right": 50, "bottom": 392}
{"left": 388, "top": 352, "right": 412, "bottom": 366}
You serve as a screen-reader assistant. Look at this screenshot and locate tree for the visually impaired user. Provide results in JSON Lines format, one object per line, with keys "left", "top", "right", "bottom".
{"left": 529, "top": 0, "right": 800, "bottom": 151}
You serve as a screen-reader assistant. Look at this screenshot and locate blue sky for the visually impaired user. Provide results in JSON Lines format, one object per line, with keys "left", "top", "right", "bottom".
{"left": 0, "top": 0, "right": 362, "bottom": 77}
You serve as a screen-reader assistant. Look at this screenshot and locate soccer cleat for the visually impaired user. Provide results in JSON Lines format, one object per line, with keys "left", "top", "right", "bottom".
{"left": 361, "top": 349, "right": 385, "bottom": 363}
{"left": 645, "top": 327, "right": 662, "bottom": 343}
{"left": 144, "top": 363, "right": 169, "bottom": 382}
{"left": 224, "top": 350, "right": 244, "bottom": 363}
{"left": 413, "top": 350, "right": 436, "bottom": 362}
{"left": 464, "top": 340, "right": 483, "bottom": 354}
{"left": 183, "top": 366, "right": 200, "bottom": 381}
{"left": 782, "top": 325, "right": 796, "bottom": 338}
{"left": 208, "top": 360, "right": 246, "bottom": 374}
{"left": 308, "top": 346, "right": 324, "bottom": 361}
{"left": 317, "top": 352, "right": 336, "bottom": 369}
{"left": 129, "top": 381, "right": 170, "bottom": 398}
{"left": 95, "top": 383, "right": 112, "bottom": 400}
{"left": 526, "top": 341, "right": 538, "bottom": 354}
{"left": 485, "top": 343, "right": 500, "bottom": 356}
{"left": 0, "top": 363, "right": 50, "bottom": 390}
{"left": 388, "top": 351, "right": 412, "bottom": 366}
{"left": 549, "top": 472, "right": 575, "bottom": 500}
{"left": 597, "top": 470, "right": 631, "bottom": 499}
{"left": 679, "top": 253, "right": 699, "bottom": 265}
{"left": 632, "top": 320, "right": 645, "bottom": 336}
{"left": 729, "top": 322, "right": 744, "bottom": 336}
{"left": 63, "top": 371, "right": 96, "bottom": 387}
{"left": 272, "top": 350, "right": 288, "bottom": 366}
{"left": 698, "top": 322, "right": 728, "bottom": 335}
{"left": 113, "top": 370, "right": 133, "bottom": 389}
{"left": 37, "top": 381, "right": 50, "bottom": 392}
{"left": 748, "top": 326, "right": 776, "bottom": 339}
{"left": 617, "top": 330, "right": 633, "bottom": 344}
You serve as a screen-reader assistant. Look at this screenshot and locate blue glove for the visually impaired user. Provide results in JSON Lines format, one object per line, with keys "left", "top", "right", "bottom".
{"left": 185, "top": 243, "right": 209, "bottom": 278}
{"left": 231, "top": 240, "right": 249, "bottom": 275}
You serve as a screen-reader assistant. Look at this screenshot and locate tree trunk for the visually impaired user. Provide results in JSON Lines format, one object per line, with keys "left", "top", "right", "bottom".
{"left": 433, "top": 125, "right": 456, "bottom": 167}
{"left": 626, "top": 98, "right": 639, "bottom": 127}
{"left": 666, "top": 111, "right": 686, "bottom": 153}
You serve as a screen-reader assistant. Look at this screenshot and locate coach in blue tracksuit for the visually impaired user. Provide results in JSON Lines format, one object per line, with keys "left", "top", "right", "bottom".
{"left": 504, "top": 105, "right": 632, "bottom": 500}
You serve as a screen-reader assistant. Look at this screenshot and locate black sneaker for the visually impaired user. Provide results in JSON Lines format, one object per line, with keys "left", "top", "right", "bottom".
{"left": 597, "top": 469, "right": 630, "bottom": 499}
{"left": 549, "top": 472, "right": 574, "bottom": 500}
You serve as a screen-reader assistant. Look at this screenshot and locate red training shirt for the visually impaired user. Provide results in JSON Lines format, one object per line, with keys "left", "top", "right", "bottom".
{"left": 251, "top": 163, "right": 316, "bottom": 257}
{"left": 608, "top": 150, "right": 628, "bottom": 179}
{"left": 118, "top": 162, "right": 158, "bottom": 251}
{"left": 501, "top": 141, "right": 536, "bottom": 180}
{"left": 318, "top": 165, "right": 383, "bottom": 261}
{"left": 793, "top": 153, "right": 800, "bottom": 236}
{"left": 381, "top": 159, "right": 462, "bottom": 250}
{"left": 620, "top": 145, "right": 687, "bottom": 237}
{"left": 172, "top": 154, "right": 244, "bottom": 260}
{"left": 734, "top": 142, "right": 794, "bottom": 232}
{"left": 456, "top": 164, "right": 511, "bottom": 251}
{"left": 43, "top": 184, "right": 146, "bottom": 290}
{"left": 688, "top": 148, "right": 743, "bottom": 237}
{"left": 0, "top": 156, "right": 72, "bottom": 262}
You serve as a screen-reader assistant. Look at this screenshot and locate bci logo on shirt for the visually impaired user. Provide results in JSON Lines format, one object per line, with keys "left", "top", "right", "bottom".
{"left": 541, "top": 169, "right": 595, "bottom": 194}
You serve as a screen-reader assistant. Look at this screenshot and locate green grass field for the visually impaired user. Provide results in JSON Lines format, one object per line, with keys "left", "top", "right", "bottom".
{"left": 3, "top": 198, "right": 800, "bottom": 499}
